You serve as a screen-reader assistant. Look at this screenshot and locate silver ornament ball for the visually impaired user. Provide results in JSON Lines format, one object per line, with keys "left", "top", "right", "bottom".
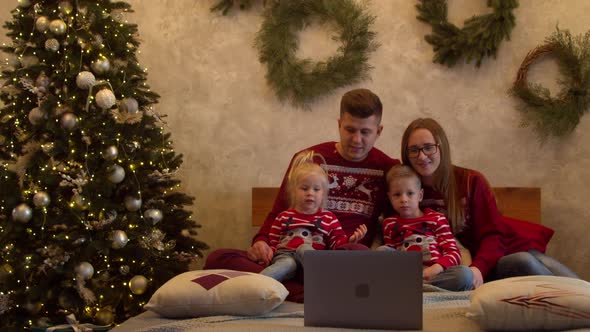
{"left": 12, "top": 203, "right": 33, "bottom": 223}
{"left": 35, "top": 72, "right": 50, "bottom": 90}
{"left": 144, "top": 209, "right": 163, "bottom": 225}
{"left": 49, "top": 19, "right": 67, "bottom": 35}
{"left": 107, "top": 164, "right": 125, "bottom": 184}
{"left": 33, "top": 191, "right": 51, "bottom": 207}
{"left": 92, "top": 34, "right": 104, "bottom": 49}
{"left": 35, "top": 16, "right": 49, "bottom": 32}
{"left": 111, "top": 230, "right": 129, "bottom": 249}
{"left": 124, "top": 195, "right": 142, "bottom": 212}
{"left": 95, "top": 89, "right": 116, "bottom": 109}
{"left": 76, "top": 261, "right": 94, "bottom": 280}
{"left": 91, "top": 58, "right": 110, "bottom": 75}
{"left": 60, "top": 113, "right": 78, "bottom": 130}
{"left": 76, "top": 71, "right": 95, "bottom": 89}
{"left": 28, "top": 107, "right": 47, "bottom": 125}
{"left": 129, "top": 275, "right": 148, "bottom": 295}
{"left": 120, "top": 97, "right": 139, "bottom": 113}
{"left": 45, "top": 38, "right": 60, "bottom": 52}
{"left": 102, "top": 145, "right": 118, "bottom": 161}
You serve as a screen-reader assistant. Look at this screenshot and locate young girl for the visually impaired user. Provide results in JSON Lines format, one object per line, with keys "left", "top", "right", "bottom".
{"left": 378, "top": 164, "right": 472, "bottom": 291}
{"left": 260, "top": 151, "right": 367, "bottom": 281}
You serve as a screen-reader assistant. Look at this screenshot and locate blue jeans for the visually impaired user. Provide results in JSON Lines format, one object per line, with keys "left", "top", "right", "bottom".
{"left": 376, "top": 245, "right": 473, "bottom": 291}
{"left": 260, "top": 244, "right": 314, "bottom": 281}
{"left": 489, "top": 249, "right": 579, "bottom": 280}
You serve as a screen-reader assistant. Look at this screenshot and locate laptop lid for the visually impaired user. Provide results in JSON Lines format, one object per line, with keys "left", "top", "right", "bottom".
{"left": 304, "top": 250, "right": 422, "bottom": 330}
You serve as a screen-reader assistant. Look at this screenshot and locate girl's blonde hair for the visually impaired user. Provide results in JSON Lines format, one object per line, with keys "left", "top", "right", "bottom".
{"left": 287, "top": 150, "right": 329, "bottom": 209}
{"left": 401, "top": 118, "right": 465, "bottom": 233}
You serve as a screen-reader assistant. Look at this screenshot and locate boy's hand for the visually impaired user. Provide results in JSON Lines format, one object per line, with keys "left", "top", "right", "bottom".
{"left": 348, "top": 224, "right": 367, "bottom": 243}
{"left": 422, "top": 263, "right": 443, "bottom": 281}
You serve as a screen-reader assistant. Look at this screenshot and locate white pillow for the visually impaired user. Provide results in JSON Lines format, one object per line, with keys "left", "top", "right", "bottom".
{"left": 468, "top": 275, "right": 590, "bottom": 331}
{"left": 144, "top": 269, "right": 288, "bottom": 318}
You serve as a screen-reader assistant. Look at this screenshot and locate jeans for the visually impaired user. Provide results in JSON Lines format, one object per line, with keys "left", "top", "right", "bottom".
{"left": 489, "top": 249, "right": 580, "bottom": 280}
{"left": 260, "top": 244, "right": 314, "bottom": 282}
{"left": 376, "top": 245, "right": 473, "bottom": 291}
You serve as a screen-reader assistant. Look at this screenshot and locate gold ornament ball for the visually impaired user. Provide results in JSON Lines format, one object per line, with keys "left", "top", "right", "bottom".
{"left": 76, "top": 261, "right": 94, "bottom": 280}
{"left": 107, "top": 164, "right": 125, "bottom": 183}
{"left": 12, "top": 203, "right": 33, "bottom": 223}
{"left": 49, "top": 19, "right": 67, "bottom": 35}
{"left": 45, "top": 38, "right": 60, "bottom": 52}
{"left": 103, "top": 145, "right": 118, "bottom": 161}
{"left": 129, "top": 275, "right": 149, "bottom": 295}
{"left": 72, "top": 193, "right": 89, "bottom": 210}
{"left": 124, "top": 195, "right": 142, "bottom": 211}
{"left": 35, "top": 16, "right": 49, "bottom": 32}
{"left": 111, "top": 230, "right": 129, "bottom": 249}
{"left": 17, "top": 0, "right": 31, "bottom": 7}
{"left": 28, "top": 107, "right": 47, "bottom": 125}
{"left": 95, "top": 309, "right": 115, "bottom": 325}
{"left": 33, "top": 191, "right": 51, "bottom": 207}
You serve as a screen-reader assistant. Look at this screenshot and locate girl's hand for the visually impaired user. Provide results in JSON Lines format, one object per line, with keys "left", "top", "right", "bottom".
{"left": 422, "top": 264, "right": 443, "bottom": 281}
{"left": 349, "top": 224, "right": 367, "bottom": 243}
{"left": 470, "top": 266, "right": 484, "bottom": 289}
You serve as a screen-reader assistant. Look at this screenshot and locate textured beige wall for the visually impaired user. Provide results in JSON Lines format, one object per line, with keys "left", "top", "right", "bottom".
{"left": 1, "top": 0, "right": 589, "bottom": 280}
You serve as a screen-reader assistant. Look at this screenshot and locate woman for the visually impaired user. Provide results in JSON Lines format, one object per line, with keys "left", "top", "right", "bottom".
{"left": 401, "top": 118, "right": 579, "bottom": 289}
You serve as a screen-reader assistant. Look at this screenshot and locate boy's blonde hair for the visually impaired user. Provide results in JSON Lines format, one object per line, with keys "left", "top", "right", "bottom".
{"left": 287, "top": 150, "right": 329, "bottom": 209}
{"left": 386, "top": 164, "right": 421, "bottom": 189}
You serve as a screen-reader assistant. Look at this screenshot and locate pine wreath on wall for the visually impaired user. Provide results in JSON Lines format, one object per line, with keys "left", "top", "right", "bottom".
{"left": 416, "top": 0, "right": 518, "bottom": 67}
{"left": 510, "top": 28, "right": 590, "bottom": 141}
{"left": 254, "top": 0, "right": 378, "bottom": 108}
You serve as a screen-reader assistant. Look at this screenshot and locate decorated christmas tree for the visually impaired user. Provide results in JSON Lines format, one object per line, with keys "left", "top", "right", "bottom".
{"left": 0, "top": 0, "right": 208, "bottom": 329}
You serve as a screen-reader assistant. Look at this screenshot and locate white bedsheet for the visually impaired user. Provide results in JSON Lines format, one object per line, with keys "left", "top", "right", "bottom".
{"left": 111, "top": 292, "right": 483, "bottom": 332}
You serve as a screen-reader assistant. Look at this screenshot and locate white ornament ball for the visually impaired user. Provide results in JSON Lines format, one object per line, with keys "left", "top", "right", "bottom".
{"left": 111, "top": 230, "right": 129, "bottom": 249}
{"left": 107, "top": 165, "right": 125, "bottom": 183}
{"left": 95, "top": 89, "right": 116, "bottom": 109}
{"left": 76, "top": 71, "right": 95, "bottom": 89}
{"left": 49, "top": 19, "right": 67, "bottom": 35}
{"left": 144, "top": 209, "right": 163, "bottom": 225}
{"left": 124, "top": 196, "right": 142, "bottom": 212}
{"left": 28, "top": 107, "right": 47, "bottom": 125}
{"left": 60, "top": 113, "right": 78, "bottom": 130}
{"left": 45, "top": 38, "right": 60, "bottom": 52}
{"left": 33, "top": 191, "right": 51, "bottom": 207}
{"left": 35, "top": 16, "right": 50, "bottom": 32}
{"left": 12, "top": 203, "right": 33, "bottom": 223}
{"left": 91, "top": 58, "right": 110, "bottom": 75}
{"left": 102, "top": 145, "right": 118, "bottom": 161}
{"left": 120, "top": 97, "right": 139, "bottom": 113}
{"left": 129, "top": 275, "right": 148, "bottom": 295}
{"left": 76, "top": 262, "right": 94, "bottom": 280}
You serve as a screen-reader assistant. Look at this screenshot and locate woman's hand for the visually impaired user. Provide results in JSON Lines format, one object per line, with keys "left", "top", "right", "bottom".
{"left": 246, "top": 241, "right": 273, "bottom": 266}
{"left": 470, "top": 266, "right": 484, "bottom": 288}
{"left": 422, "top": 263, "right": 443, "bottom": 281}
{"left": 348, "top": 224, "right": 367, "bottom": 243}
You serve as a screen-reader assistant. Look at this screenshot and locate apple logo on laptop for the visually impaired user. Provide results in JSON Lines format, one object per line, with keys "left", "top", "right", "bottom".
{"left": 355, "top": 283, "right": 370, "bottom": 298}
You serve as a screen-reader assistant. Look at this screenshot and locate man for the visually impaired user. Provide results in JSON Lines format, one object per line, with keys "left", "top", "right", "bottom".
{"left": 204, "top": 88, "right": 399, "bottom": 301}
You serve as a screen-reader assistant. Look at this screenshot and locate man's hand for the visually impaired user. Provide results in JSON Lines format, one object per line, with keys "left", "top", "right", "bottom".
{"left": 422, "top": 263, "right": 443, "bottom": 281}
{"left": 348, "top": 224, "right": 367, "bottom": 243}
{"left": 470, "top": 266, "right": 484, "bottom": 289}
{"left": 246, "top": 241, "right": 273, "bottom": 266}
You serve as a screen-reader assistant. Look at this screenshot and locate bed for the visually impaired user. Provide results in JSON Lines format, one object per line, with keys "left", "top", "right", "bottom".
{"left": 110, "top": 187, "right": 590, "bottom": 332}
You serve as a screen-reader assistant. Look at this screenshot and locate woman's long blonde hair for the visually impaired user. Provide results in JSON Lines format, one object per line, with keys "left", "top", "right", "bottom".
{"left": 401, "top": 118, "right": 465, "bottom": 232}
{"left": 286, "top": 150, "right": 329, "bottom": 209}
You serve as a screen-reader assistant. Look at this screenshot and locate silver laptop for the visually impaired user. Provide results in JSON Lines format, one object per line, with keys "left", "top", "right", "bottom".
{"left": 304, "top": 250, "right": 422, "bottom": 330}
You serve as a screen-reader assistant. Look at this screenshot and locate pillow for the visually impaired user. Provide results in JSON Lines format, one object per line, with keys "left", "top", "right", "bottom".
{"left": 144, "top": 269, "right": 288, "bottom": 318}
{"left": 468, "top": 275, "right": 590, "bottom": 331}
{"left": 502, "top": 215, "right": 554, "bottom": 254}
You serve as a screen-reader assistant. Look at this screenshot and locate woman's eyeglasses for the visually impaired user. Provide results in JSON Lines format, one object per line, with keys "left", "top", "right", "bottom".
{"left": 407, "top": 144, "right": 439, "bottom": 158}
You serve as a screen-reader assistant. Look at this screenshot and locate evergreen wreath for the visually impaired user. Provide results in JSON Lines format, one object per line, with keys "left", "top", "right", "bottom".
{"left": 510, "top": 28, "right": 590, "bottom": 141}
{"left": 255, "top": 0, "right": 378, "bottom": 108}
{"left": 416, "top": 0, "right": 518, "bottom": 67}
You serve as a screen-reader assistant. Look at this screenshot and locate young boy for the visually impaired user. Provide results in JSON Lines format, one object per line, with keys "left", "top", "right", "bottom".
{"left": 379, "top": 164, "right": 472, "bottom": 291}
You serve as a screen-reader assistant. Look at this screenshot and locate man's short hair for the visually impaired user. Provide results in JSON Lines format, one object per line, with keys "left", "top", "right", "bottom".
{"left": 340, "top": 88, "right": 382, "bottom": 122}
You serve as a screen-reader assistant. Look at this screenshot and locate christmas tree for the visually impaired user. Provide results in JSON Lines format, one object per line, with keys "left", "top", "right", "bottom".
{"left": 0, "top": 0, "right": 208, "bottom": 329}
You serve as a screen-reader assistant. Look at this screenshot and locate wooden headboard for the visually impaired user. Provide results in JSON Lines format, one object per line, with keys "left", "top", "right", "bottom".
{"left": 251, "top": 187, "right": 541, "bottom": 226}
